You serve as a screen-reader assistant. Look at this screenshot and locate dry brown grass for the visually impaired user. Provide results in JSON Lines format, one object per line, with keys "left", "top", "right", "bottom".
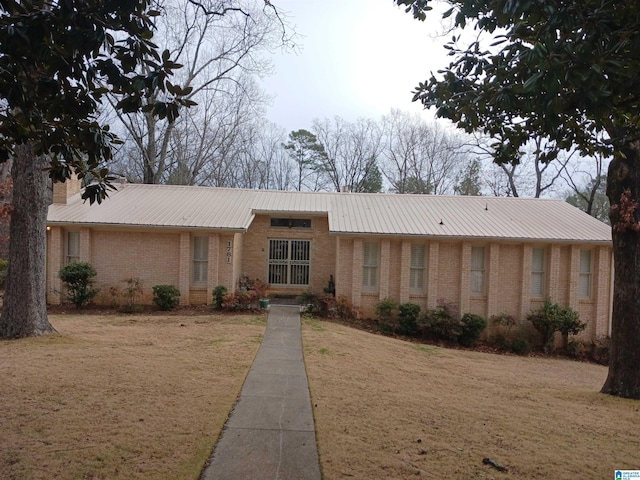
{"left": 0, "top": 314, "right": 265, "bottom": 480}
{"left": 2, "top": 313, "right": 639, "bottom": 480}
{"left": 302, "top": 317, "right": 640, "bottom": 479}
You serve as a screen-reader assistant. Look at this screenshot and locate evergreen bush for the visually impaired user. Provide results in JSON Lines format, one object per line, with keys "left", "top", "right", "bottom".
{"left": 59, "top": 262, "right": 99, "bottom": 308}
{"left": 398, "top": 303, "right": 421, "bottom": 336}
{"left": 152, "top": 285, "right": 181, "bottom": 311}
{"left": 458, "top": 313, "right": 488, "bottom": 347}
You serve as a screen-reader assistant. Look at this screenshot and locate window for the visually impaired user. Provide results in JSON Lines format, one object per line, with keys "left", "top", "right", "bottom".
{"left": 268, "top": 239, "right": 310, "bottom": 286}
{"left": 579, "top": 249, "right": 592, "bottom": 298}
{"left": 470, "top": 246, "right": 486, "bottom": 294}
{"left": 531, "top": 248, "right": 545, "bottom": 297}
{"left": 270, "top": 218, "right": 312, "bottom": 228}
{"left": 362, "top": 242, "right": 379, "bottom": 289}
{"left": 66, "top": 231, "right": 80, "bottom": 264}
{"left": 192, "top": 236, "right": 208, "bottom": 284}
{"left": 410, "top": 244, "right": 425, "bottom": 292}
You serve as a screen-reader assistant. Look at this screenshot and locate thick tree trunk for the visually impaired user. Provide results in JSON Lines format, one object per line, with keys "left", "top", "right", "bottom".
{"left": 0, "top": 144, "right": 56, "bottom": 338}
{"left": 601, "top": 140, "right": 640, "bottom": 399}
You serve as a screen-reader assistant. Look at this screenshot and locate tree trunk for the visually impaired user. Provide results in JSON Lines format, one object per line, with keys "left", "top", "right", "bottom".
{"left": 601, "top": 140, "right": 640, "bottom": 398}
{"left": 0, "top": 144, "right": 56, "bottom": 338}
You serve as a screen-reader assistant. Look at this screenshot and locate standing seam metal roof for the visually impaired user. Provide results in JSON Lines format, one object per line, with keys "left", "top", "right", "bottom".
{"left": 46, "top": 183, "right": 612, "bottom": 243}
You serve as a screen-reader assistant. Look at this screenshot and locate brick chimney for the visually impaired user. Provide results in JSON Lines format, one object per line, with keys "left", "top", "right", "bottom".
{"left": 52, "top": 174, "right": 82, "bottom": 204}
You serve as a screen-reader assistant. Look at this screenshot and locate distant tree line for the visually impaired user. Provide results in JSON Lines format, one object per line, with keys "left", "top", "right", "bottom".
{"left": 92, "top": 0, "right": 608, "bottom": 224}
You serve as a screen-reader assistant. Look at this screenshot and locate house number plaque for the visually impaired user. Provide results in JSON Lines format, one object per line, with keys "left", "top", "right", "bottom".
{"left": 226, "top": 241, "right": 232, "bottom": 264}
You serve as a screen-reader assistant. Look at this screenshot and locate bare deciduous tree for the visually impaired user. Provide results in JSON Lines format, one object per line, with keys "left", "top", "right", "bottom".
{"left": 108, "top": 0, "right": 286, "bottom": 185}
{"left": 312, "top": 117, "right": 384, "bottom": 192}
{"left": 380, "top": 110, "right": 467, "bottom": 194}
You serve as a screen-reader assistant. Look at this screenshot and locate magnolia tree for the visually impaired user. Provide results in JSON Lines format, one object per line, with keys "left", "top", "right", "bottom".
{"left": 396, "top": 0, "right": 640, "bottom": 398}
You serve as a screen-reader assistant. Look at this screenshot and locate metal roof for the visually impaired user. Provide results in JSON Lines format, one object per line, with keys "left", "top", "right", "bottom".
{"left": 47, "top": 183, "right": 612, "bottom": 243}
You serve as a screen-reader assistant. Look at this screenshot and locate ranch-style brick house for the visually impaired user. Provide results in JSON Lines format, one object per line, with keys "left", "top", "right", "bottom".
{"left": 47, "top": 179, "right": 613, "bottom": 342}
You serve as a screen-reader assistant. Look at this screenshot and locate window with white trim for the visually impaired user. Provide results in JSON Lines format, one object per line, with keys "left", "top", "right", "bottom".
{"left": 470, "top": 246, "right": 486, "bottom": 294}
{"left": 268, "top": 239, "right": 311, "bottom": 286}
{"left": 362, "top": 242, "right": 379, "bottom": 289}
{"left": 531, "top": 247, "right": 545, "bottom": 297}
{"left": 579, "top": 249, "right": 592, "bottom": 298}
{"left": 66, "top": 231, "right": 80, "bottom": 264}
{"left": 192, "top": 236, "right": 209, "bottom": 284}
{"left": 410, "top": 244, "right": 425, "bottom": 292}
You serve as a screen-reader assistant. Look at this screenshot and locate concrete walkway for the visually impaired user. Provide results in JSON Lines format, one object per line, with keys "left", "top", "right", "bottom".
{"left": 200, "top": 306, "right": 322, "bottom": 480}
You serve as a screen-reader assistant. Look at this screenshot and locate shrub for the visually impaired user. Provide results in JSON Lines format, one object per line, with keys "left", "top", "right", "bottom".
{"left": 317, "top": 294, "right": 337, "bottom": 317}
{"left": 458, "top": 313, "right": 488, "bottom": 347}
{"left": 212, "top": 285, "right": 228, "bottom": 309}
{"left": 59, "top": 262, "right": 99, "bottom": 308}
{"left": 398, "top": 303, "right": 421, "bottom": 336}
{"left": 375, "top": 298, "right": 398, "bottom": 322}
{"left": 251, "top": 278, "right": 269, "bottom": 299}
{"left": 335, "top": 296, "right": 358, "bottom": 321}
{"left": 421, "top": 302, "right": 462, "bottom": 341}
{"left": 527, "top": 300, "right": 585, "bottom": 353}
{"left": 376, "top": 298, "right": 398, "bottom": 333}
{"left": 510, "top": 338, "right": 532, "bottom": 355}
{"left": 490, "top": 313, "right": 517, "bottom": 329}
{"left": 121, "top": 277, "right": 143, "bottom": 313}
{"left": 298, "top": 291, "right": 320, "bottom": 313}
{"left": 590, "top": 336, "right": 610, "bottom": 365}
{"left": 152, "top": 285, "right": 181, "bottom": 311}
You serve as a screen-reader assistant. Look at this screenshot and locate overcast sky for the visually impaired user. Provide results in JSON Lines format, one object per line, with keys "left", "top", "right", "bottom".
{"left": 260, "top": 0, "right": 452, "bottom": 132}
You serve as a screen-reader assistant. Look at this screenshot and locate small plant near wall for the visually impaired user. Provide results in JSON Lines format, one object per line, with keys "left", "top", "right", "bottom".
{"left": 59, "top": 262, "right": 99, "bottom": 308}
{"left": 108, "top": 286, "right": 120, "bottom": 307}
{"left": 489, "top": 313, "right": 518, "bottom": 349}
{"left": 334, "top": 296, "right": 358, "bottom": 320}
{"left": 152, "top": 285, "right": 181, "bottom": 311}
{"left": 212, "top": 286, "right": 227, "bottom": 310}
{"left": 458, "top": 313, "right": 488, "bottom": 347}
{"left": 121, "top": 277, "right": 143, "bottom": 313}
{"left": 526, "top": 299, "right": 585, "bottom": 354}
{"left": 398, "top": 303, "right": 420, "bottom": 336}
{"left": 375, "top": 298, "right": 398, "bottom": 322}
{"left": 421, "top": 301, "right": 462, "bottom": 342}
{"left": 219, "top": 276, "right": 270, "bottom": 311}
{"left": 298, "top": 291, "right": 319, "bottom": 313}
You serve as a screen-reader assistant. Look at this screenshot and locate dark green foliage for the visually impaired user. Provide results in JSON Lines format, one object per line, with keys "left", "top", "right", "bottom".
{"left": 0, "top": 1, "right": 190, "bottom": 204}
{"left": 398, "top": 303, "right": 421, "bottom": 336}
{"left": 212, "top": 286, "right": 228, "bottom": 310}
{"left": 283, "top": 129, "right": 328, "bottom": 191}
{"left": 565, "top": 174, "right": 610, "bottom": 224}
{"left": 458, "top": 313, "right": 487, "bottom": 347}
{"left": 510, "top": 338, "right": 532, "bottom": 356}
{"left": 59, "top": 262, "right": 99, "bottom": 308}
{"left": 395, "top": 0, "right": 640, "bottom": 397}
{"left": 376, "top": 298, "right": 398, "bottom": 322}
{"left": 527, "top": 300, "right": 585, "bottom": 353}
{"left": 376, "top": 297, "right": 398, "bottom": 334}
{"left": 421, "top": 302, "right": 462, "bottom": 341}
{"left": 152, "top": 285, "right": 180, "bottom": 311}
